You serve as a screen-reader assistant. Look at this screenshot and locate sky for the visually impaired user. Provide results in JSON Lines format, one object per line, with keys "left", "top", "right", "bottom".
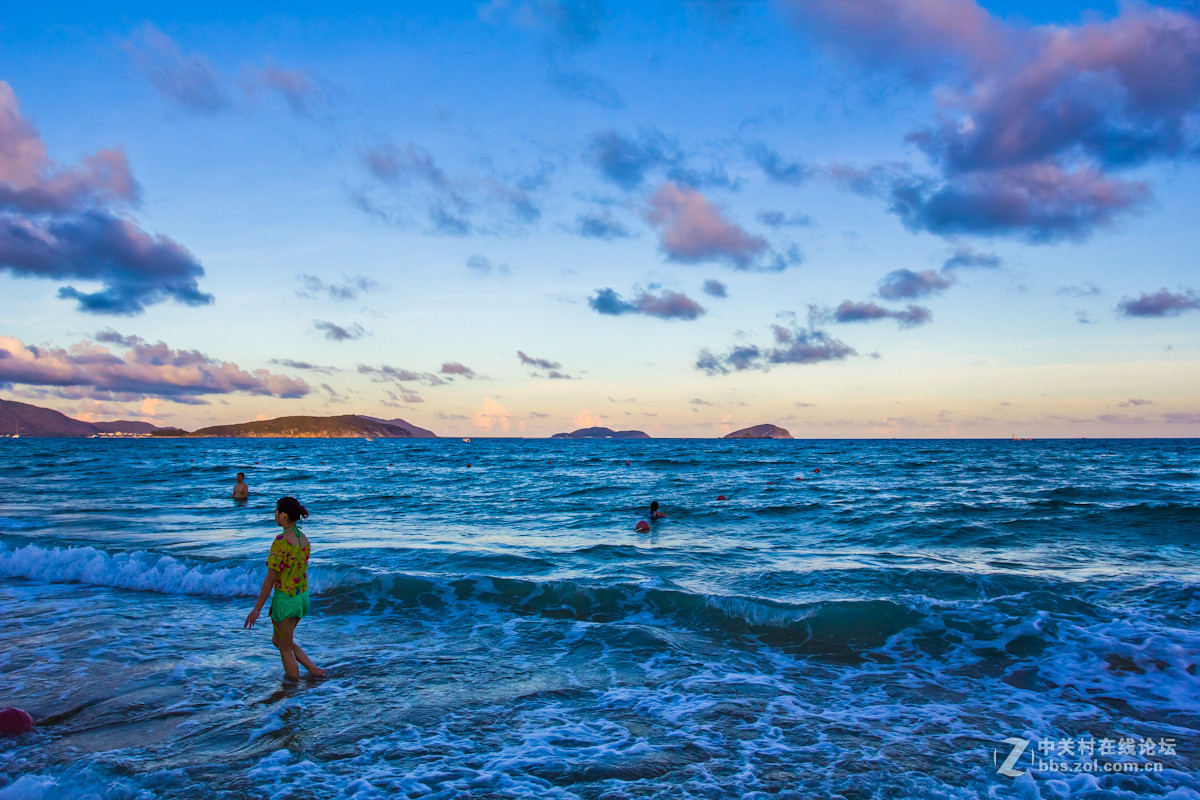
{"left": 1, "top": 0, "right": 1199, "bottom": 438}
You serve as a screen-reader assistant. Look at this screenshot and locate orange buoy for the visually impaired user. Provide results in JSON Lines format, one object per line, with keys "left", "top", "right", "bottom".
{"left": 716, "top": 494, "right": 728, "bottom": 501}
{"left": 813, "top": 468, "right": 820, "bottom": 473}
{"left": 466, "top": 463, "right": 472, "bottom": 468}
{"left": 625, "top": 460, "right": 631, "bottom": 466}
{"left": 635, "top": 520, "right": 650, "bottom": 532}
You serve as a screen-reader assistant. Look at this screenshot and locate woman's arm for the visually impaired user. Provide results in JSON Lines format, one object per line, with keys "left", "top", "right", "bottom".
{"left": 244, "top": 569, "right": 279, "bottom": 629}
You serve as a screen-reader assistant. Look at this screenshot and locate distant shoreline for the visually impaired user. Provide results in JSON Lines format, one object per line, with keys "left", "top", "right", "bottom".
{"left": 5, "top": 435, "right": 1195, "bottom": 441}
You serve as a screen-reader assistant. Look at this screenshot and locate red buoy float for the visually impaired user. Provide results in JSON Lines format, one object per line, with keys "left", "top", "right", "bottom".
{"left": 716, "top": 495, "right": 728, "bottom": 501}
{"left": 0, "top": 708, "right": 33, "bottom": 735}
{"left": 635, "top": 520, "right": 650, "bottom": 532}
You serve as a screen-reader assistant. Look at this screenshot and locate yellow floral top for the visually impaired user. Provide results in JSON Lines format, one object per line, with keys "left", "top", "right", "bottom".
{"left": 267, "top": 527, "right": 310, "bottom": 596}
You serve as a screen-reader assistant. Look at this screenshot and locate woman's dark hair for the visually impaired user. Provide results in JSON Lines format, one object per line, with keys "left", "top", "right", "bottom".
{"left": 275, "top": 496, "right": 309, "bottom": 522}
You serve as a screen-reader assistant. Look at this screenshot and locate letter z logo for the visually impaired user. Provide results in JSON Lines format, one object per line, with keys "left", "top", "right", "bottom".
{"left": 995, "top": 737, "right": 1030, "bottom": 777}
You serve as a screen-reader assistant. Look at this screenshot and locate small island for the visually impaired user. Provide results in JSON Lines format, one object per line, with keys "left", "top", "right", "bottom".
{"left": 177, "top": 415, "right": 419, "bottom": 438}
{"left": 724, "top": 424, "right": 793, "bottom": 440}
{"left": 550, "top": 427, "right": 651, "bottom": 439}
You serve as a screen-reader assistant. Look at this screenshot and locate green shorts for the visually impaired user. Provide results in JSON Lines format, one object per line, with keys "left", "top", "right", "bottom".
{"left": 270, "top": 589, "right": 310, "bottom": 624}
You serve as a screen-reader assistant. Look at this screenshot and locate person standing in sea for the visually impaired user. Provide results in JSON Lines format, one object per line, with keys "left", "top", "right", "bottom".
{"left": 232, "top": 472, "right": 249, "bottom": 500}
{"left": 244, "top": 497, "right": 326, "bottom": 679}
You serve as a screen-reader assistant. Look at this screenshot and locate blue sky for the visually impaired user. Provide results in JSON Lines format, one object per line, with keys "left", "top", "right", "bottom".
{"left": 1, "top": 0, "right": 1198, "bottom": 437}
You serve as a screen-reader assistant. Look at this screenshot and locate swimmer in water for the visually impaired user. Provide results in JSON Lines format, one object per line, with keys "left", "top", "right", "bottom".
{"left": 649, "top": 501, "right": 666, "bottom": 520}
{"left": 244, "top": 497, "right": 326, "bottom": 680}
{"left": 232, "top": 472, "right": 249, "bottom": 500}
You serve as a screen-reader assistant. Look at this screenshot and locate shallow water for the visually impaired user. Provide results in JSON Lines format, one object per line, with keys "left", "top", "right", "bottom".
{"left": 0, "top": 438, "right": 1197, "bottom": 798}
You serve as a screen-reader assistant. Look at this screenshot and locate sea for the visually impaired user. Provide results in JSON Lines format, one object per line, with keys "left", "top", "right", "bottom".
{"left": 0, "top": 437, "right": 1197, "bottom": 799}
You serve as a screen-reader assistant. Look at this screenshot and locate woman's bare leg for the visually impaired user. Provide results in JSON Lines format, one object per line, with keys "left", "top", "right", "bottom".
{"left": 291, "top": 637, "right": 326, "bottom": 677}
{"left": 272, "top": 618, "right": 301, "bottom": 679}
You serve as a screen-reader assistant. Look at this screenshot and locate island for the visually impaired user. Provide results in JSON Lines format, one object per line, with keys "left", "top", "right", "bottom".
{"left": 174, "top": 415, "right": 421, "bottom": 438}
{"left": 550, "top": 427, "right": 651, "bottom": 439}
{"left": 0, "top": 400, "right": 438, "bottom": 439}
{"left": 724, "top": 424, "right": 793, "bottom": 439}
{"left": 359, "top": 416, "right": 437, "bottom": 438}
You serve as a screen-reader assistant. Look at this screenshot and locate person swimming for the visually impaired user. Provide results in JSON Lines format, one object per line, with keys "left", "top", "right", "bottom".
{"left": 232, "top": 472, "right": 249, "bottom": 500}
{"left": 649, "top": 501, "right": 666, "bottom": 520}
{"left": 244, "top": 497, "right": 326, "bottom": 680}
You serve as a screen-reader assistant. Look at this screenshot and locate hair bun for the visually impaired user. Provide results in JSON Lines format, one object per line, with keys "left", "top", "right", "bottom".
{"left": 275, "top": 496, "right": 308, "bottom": 522}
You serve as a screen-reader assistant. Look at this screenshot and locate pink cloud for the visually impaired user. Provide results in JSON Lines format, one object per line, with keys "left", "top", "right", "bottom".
{"left": 1117, "top": 287, "right": 1200, "bottom": 318}
{"left": 781, "top": 0, "right": 1013, "bottom": 79}
{"left": 890, "top": 163, "right": 1149, "bottom": 242}
{"left": 832, "top": 301, "right": 931, "bottom": 328}
{"left": 126, "top": 23, "right": 231, "bottom": 114}
{"left": 877, "top": 268, "right": 955, "bottom": 300}
{"left": 0, "top": 83, "right": 139, "bottom": 214}
{"left": 0, "top": 335, "right": 309, "bottom": 400}
{"left": 0, "top": 81, "right": 209, "bottom": 313}
{"left": 588, "top": 287, "right": 705, "bottom": 320}
{"left": 912, "top": 7, "right": 1200, "bottom": 173}
{"left": 645, "top": 182, "right": 770, "bottom": 269}
{"left": 785, "top": 1, "right": 1200, "bottom": 240}
{"left": 256, "top": 66, "right": 325, "bottom": 115}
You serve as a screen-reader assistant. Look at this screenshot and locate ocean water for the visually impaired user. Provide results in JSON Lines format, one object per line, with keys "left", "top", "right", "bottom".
{"left": 0, "top": 437, "right": 1197, "bottom": 799}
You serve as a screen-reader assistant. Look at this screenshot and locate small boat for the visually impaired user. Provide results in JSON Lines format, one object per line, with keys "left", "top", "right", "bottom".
{"left": 365, "top": 437, "right": 373, "bottom": 442}
{"left": 462, "top": 437, "right": 471, "bottom": 443}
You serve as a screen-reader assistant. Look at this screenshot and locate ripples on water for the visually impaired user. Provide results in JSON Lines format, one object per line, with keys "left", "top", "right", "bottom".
{"left": 0, "top": 438, "right": 1197, "bottom": 798}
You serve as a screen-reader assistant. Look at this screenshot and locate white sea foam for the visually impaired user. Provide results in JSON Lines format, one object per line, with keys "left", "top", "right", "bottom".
{"left": 0, "top": 542, "right": 370, "bottom": 597}
{"left": 0, "top": 543, "right": 262, "bottom": 596}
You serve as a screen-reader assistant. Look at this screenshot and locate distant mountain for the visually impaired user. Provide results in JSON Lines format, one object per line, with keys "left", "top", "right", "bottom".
{"left": 359, "top": 416, "right": 437, "bottom": 438}
{"left": 0, "top": 399, "right": 165, "bottom": 438}
{"left": 724, "top": 424, "right": 793, "bottom": 440}
{"left": 0, "top": 399, "right": 439, "bottom": 439}
{"left": 0, "top": 399, "right": 97, "bottom": 437}
{"left": 186, "top": 414, "right": 414, "bottom": 438}
{"left": 92, "top": 420, "right": 162, "bottom": 434}
{"left": 550, "top": 427, "right": 651, "bottom": 439}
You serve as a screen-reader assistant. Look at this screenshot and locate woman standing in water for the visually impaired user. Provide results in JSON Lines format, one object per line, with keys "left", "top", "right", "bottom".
{"left": 244, "top": 497, "right": 326, "bottom": 679}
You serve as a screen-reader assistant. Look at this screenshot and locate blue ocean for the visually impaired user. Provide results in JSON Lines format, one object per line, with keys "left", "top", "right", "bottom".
{"left": 0, "top": 438, "right": 1197, "bottom": 799}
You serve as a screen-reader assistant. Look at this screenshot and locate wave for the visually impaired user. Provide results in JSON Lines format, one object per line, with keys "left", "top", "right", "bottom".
{"left": 0, "top": 542, "right": 367, "bottom": 598}
{"left": 0, "top": 516, "right": 43, "bottom": 531}
{"left": 0, "top": 542, "right": 921, "bottom": 653}
{"left": 319, "top": 572, "right": 924, "bottom": 654}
